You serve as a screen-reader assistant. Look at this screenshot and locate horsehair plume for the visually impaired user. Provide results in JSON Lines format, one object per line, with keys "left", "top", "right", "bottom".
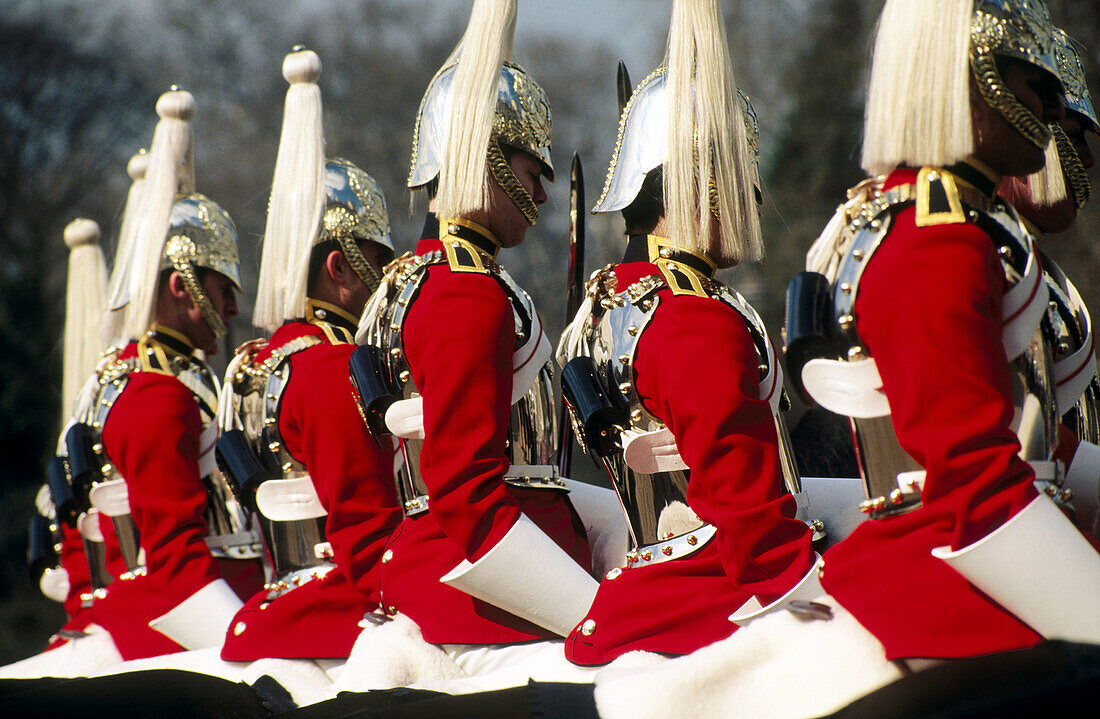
{"left": 63, "top": 218, "right": 108, "bottom": 416}
{"left": 121, "top": 88, "right": 195, "bottom": 341}
{"left": 862, "top": 0, "right": 974, "bottom": 175}
{"left": 664, "top": 0, "right": 761, "bottom": 264}
{"left": 254, "top": 47, "right": 326, "bottom": 332}
{"left": 103, "top": 149, "right": 150, "bottom": 346}
{"left": 1023, "top": 134, "right": 1068, "bottom": 206}
{"left": 436, "top": 0, "right": 517, "bottom": 221}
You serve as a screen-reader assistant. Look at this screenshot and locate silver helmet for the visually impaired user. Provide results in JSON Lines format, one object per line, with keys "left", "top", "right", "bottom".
{"left": 592, "top": 68, "right": 760, "bottom": 215}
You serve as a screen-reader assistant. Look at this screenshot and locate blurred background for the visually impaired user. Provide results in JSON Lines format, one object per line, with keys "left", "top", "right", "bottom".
{"left": 1, "top": 0, "right": 1097, "bottom": 662}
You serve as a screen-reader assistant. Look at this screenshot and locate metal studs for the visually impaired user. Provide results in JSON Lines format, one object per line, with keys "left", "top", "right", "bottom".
{"left": 839, "top": 282, "right": 853, "bottom": 295}
{"left": 998, "top": 246, "right": 1012, "bottom": 257}
{"left": 889, "top": 489, "right": 904, "bottom": 504}
{"left": 847, "top": 346, "right": 867, "bottom": 361}
{"left": 619, "top": 382, "right": 631, "bottom": 394}
{"left": 233, "top": 621, "right": 247, "bottom": 636}
{"left": 659, "top": 247, "right": 671, "bottom": 259}
{"left": 838, "top": 314, "right": 855, "bottom": 330}
{"left": 580, "top": 619, "right": 597, "bottom": 636}
{"left": 618, "top": 354, "right": 631, "bottom": 365}
{"left": 851, "top": 249, "right": 864, "bottom": 261}
{"left": 686, "top": 535, "right": 698, "bottom": 546}
{"left": 399, "top": 370, "right": 411, "bottom": 383}
{"left": 449, "top": 224, "right": 460, "bottom": 235}
{"left": 640, "top": 549, "right": 652, "bottom": 561}
{"left": 260, "top": 602, "right": 270, "bottom": 610}
{"left": 627, "top": 325, "right": 639, "bottom": 336}
{"left": 390, "top": 348, "right": 402, "bottom": 358}
{"left": 661, "top": 545, "right": 673, "bottom": 556}
{"left": 630, "top": 409, "right": 643, "bottom": 422}
{"left": 605, "top": 567, "right": 622, "bottom": 580}
{"left": 381, "top": 549, "right": 393, "bottom": 564}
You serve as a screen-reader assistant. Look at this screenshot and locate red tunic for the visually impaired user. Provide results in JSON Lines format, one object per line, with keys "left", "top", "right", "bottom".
{"left": 221, "top": 320, "right": 400, "bottom": 660}
{"left": 565, "top": 261, "right": 815, "bottom": 665}
{"left": 378, "top": 236, "right": 591, "bottom": 644}
{"left": 821, "top": 167, "right": 1043, "bottom": 659}
{"left": 92, "top": 342, "right": 262, "bottom": 660}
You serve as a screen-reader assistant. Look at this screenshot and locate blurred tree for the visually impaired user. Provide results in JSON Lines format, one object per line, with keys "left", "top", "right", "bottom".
{"left": 0, "top": 21, "right": 150, "bottom": 661}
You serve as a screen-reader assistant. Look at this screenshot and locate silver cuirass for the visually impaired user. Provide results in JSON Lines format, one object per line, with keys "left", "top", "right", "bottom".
{"left": 372, "top": 250, "right": 564, "bottom": 517}
{"left": 83, "top": 345, "right": 262, "bottom": 575}
{"left": 563, "top": 266, "right": 804, "bottom": 568}
{"left": 813, "top": 178, "right": 1060, "bottom": 519}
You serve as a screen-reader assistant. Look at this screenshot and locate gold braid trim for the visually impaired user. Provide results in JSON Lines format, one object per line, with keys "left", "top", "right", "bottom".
{"left": 971, "top": 50, "right": 1052, "bottom": 150}
{"left": 1051, "top": 123, "right": 1092, "bottom": 208}
{"left": 487, "top": 138, "right": 540, "bottom": 225}
{"left": 172, "top": 259, "right": 227, "bottom": 338}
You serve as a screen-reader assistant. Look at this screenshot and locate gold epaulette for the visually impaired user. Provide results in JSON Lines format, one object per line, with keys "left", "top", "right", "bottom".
{"left": 656, "top": 262, "right": 709, "bottom": 297}
{"left": 443, "top": 238, "right": 491, "bottom": 274}
{"left": 915, "top": 167, "right": 967, "bottom": 227}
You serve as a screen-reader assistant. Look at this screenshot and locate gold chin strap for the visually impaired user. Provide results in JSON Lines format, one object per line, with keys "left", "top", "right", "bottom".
{"left": 487, "top": 138, "right": 540, "bottom": 226}
{"left": 165, "top": 234, "right": 227, "bottom": 339}
{"left": 1051, "top": 123, "right": 1092, "bottom": 208}
{"left": 970, "top": 50, "right": 1053, "bottom": 151}
{"left": 333, "top": 234, "right": 382, "bottom": 295}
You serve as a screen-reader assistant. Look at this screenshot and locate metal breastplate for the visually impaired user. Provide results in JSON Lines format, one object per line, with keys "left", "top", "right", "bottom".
{"left": 572, "top": 270, "right": 793, "bottom": 565}
{"left": 826, "top": 185, "right": 1057, "bottom": 518}
{"left": 378, "top": 251, "right": 563, "bottom": 517}
{"left": 86, "top": 347, "right": 262, "bottom": 574}
{"left": 1041, "top": 254, "right": 1100, "bottom": 444}
{"left": 232, "top": 334, "right": 335, "bottom": 593}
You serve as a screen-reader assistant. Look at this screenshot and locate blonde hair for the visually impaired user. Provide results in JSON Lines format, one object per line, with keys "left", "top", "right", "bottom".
{"left": 664, "top": 0, "right": 761, "bottom": 264}
{"left": 435, "top": 0, "right": 516, "bottom": 221}
{"left": 861, "top": 0, "right": 975, "bottom": 176}
{"left": 253, "top": 49, "right": 326, "bottom": 332}
{"left": 62, "top": 219, "right": 108, "bottom": 415}
{"left": 118, "top": 89, "right": 195, "bottom": 341}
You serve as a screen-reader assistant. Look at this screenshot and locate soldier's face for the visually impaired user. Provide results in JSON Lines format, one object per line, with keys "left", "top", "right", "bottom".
{"left": 190, "top": 271, "right": 238, "bottom": 354}
{"left": 971, "top": 58, "right": 1064, "bottom": 177}
{"left": 1062, "top": 111, "right": 1096, "bottom": 170}
{"left": 488, "top": 151, "right": 548, "bottom": 248}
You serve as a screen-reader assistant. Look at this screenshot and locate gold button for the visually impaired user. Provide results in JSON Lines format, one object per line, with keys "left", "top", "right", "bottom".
{"left": 233, "top": 621, "right": 246, "bottom": 636}
{"left": 260, "top": 602, "right": 270, "bottom": 610}
{"left": 381, "top": 549, "right": 393, "bottom": 564}
{"left": 580, "top": 619, "right": 597, "bottom": 636}
{"left": 605, "top": 567, "right": 622, "bottom": 580}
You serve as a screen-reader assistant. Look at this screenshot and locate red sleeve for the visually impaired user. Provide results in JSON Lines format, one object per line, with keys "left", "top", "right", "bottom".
{"left": 280, "top": 343, "right": 401, "bottom": 602}
{"left": 102, "top": 373, "right": 219, "bottom": 598}
{"left": 854, "top": 209, "right": 1037, "bottom": 549}
{"left": 634, "top": 295, "right": 814, "bottom": 598}
{"left": 403, "top": 267, "right": 521, "bottom": 561}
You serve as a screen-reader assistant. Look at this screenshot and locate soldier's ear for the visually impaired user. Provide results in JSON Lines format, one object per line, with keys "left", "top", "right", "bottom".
{"left": 324, "top": 249, "right": 350, "bottom": 285}
{"left": 166, "top": 271, "right": 190, "bottom": 302}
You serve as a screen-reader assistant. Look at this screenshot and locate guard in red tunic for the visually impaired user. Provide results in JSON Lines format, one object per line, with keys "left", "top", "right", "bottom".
{"left": 354, "top": 0, "right": 598, "bottom": 672}
{"left": 788, "top": 0, "right": 1100, "bottom": 662}
{"left": 555, "top": 1, "right": 817, "bottom": 666}
{"left": 216, "top": 47, "right": 401, "bottom": 664}
{"left": 78, "top": 88, "right": 263, "bottom": 663}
